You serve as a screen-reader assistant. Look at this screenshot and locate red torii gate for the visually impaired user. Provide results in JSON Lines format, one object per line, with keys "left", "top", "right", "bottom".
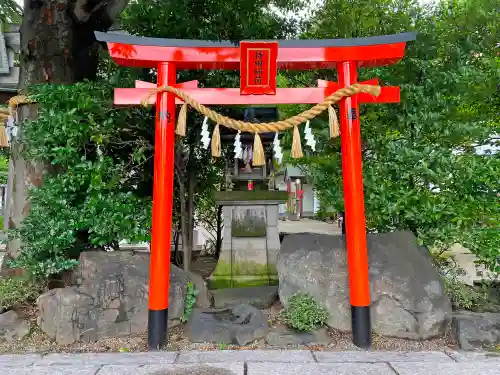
{"left": 96, "top": 31, "right": 415, "bottom": 350}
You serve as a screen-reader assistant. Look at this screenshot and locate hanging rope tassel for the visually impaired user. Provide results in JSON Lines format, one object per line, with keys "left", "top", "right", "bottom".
{"left": 211, "top": 124, "right": 221, "bottom": 157}
{"left": 0, "top": 108, "right": 9, "bottom": 147}
{"left": 176, "top": 103, "right": 188, "bottom": 136}
{"left": 328, "top": 104, "right": 340, "bottom": 138}
{"left": 291, "top": 125, "right": 303, "bottom": 158}
{"left": 0, "top": 124, "right": 8, "bottom": 147}
{"left": 253, "top": 133, "right": 265, "bottom": 166}
{"left": 0, "top": 108, "right": 9, "bottom": 122}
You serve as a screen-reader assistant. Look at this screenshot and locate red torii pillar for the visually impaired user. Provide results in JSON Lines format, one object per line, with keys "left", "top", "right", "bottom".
{"left": 96, "top": 31, "right": 415, "bottom": 350}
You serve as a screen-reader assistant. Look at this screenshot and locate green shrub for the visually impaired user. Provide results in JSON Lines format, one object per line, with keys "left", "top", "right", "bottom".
{"left": 181, "top": 282, "right": 199, "bottom": 323}
{"left": 433, "top": 250, "right": 488, "bottom": 310}
{"left": 0, "top": 277, "right": 45, "bottom": 311}
{"left": 444, "top": 277, "right": 487, "bottom": 310}
{"left": 283, "top": 293, "right": 329, "bottom": 332}
{"left": 8, "top": 82, "right": 153, "bottom": 278}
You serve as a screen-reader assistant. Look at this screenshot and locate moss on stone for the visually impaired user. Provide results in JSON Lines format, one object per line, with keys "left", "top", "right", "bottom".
{"left": 212, "top": 260, "right": 277, "bottom": 277}
{"left": 208, "top": 279, "right": 233, "bottom": 289}
{"left": 269, "top": 276, "right": 279, "bottom": 286}
{"left": 210, "top": 259, "right": 278, "bottom": 289}
{"left": 213, "top": 190, "right": 288, "bottom": 203}
{"left": 208, "top": 276, "right": 276, "bottom": 289}
{"left": 231, "top": 278, "right": 274, "bottom": 288}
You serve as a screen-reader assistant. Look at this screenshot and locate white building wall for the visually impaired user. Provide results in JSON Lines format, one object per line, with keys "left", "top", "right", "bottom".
{"left": 302, "top": 184, "right": 315, "bottom": 214}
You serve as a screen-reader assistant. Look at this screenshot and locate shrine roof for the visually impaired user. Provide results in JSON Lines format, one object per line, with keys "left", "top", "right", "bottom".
{"left": 96, "top": 31, "right": 416, "bottom": 48}
{"left": 96, "top": 31, "right": 416, "bottom": 70}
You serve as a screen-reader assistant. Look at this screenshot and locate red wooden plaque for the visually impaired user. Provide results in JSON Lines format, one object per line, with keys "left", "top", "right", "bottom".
{"left": 240, "top": 41, "right": 278, "bottom": 95}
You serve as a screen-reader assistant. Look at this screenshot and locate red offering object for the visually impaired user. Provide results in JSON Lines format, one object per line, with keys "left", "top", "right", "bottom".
{"left": 248, "top": 180, "right": 254, "bottom": 191}
{"left": 240, "top": 41, "right": 278, "bottom": 95}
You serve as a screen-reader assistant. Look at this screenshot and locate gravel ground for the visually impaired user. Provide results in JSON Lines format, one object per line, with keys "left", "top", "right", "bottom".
{"left": 0, "top": 302, "right": 457, "bottom": 354}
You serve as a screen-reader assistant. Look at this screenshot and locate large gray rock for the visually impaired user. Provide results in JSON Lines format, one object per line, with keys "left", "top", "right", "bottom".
{"left": 187, "top": 304, "right": 269, "bottom": 345}
{"left": 278, "top": 231, "right": 452, "bottom": 340}
{"left": 37, "top": 251, "right": 211, "bottom": 345}
{"left": 0, "top": 310, "right": 30, "bottom": 342}
{"left": 453, "top": 310, "right": 500, "bottom": 350}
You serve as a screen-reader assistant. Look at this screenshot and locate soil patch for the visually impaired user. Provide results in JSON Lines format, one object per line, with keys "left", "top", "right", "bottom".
{"left": 0, "top": 301, "right": 457, "bottom": 354}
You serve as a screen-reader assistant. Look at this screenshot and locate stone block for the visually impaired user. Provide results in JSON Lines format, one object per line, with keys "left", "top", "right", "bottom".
{"left": 231, "top": 238, "right": 267, "bottom": 252}
{"left": 446, "top": 351, "right": 500, "bottom": 362}
{"left": 97, "top": 363, "right": 244, "bottom": 375}
{"left": 1, "top": 367, "right": 99, "bottom": 375}
{"left": 247, "top": 362, "right": 395, "bottom": 375}
{"left": 186, "top": 304, "right": 268, "bottom": 345}
{"left": 0, "top": 311, "right": 30, "bottom": 342}
{"left": 266, "top": 326, "right": 331, "bottom": 347}
{"left": 211, "top": 202, "right": 280, "bottom": 288}
{"left": 212, "top": 286, "right": 278, "bottom": 309}
{"left": 37, "top": 352, "right": 177, "bottom": 366}
{"left": 177, "top": 350, "right": 315, "bottom": 363}
{"left": 453, "top": 310, "right": 500, "bottom": 350}
{"left": 0, "top": 354, "right": 41, "bottom": 367}
{"left": 266, "top": 205, "right": 279, "bottom": 226}
{"left": 314, "top": 351, "right": 453, "bottom": 363}
{"left": 390, "top": 361, "right": 500, "bottom": 375}
{"left": 221, "top": 235, "right": 232, "bottom": 250}
{"left": 223, "top": 206, "right": 232, "bottom": 228}
{"left": 266, "top": 226, "right": 281, "bottom": 251}
{"left": 231, "top": 206, "right": 267, "bottom": 237}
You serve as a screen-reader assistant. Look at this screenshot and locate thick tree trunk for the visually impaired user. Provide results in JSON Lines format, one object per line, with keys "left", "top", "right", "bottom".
{"left": 19, "top": 0, "right": 129, "bottom": 88}
{"left": 19, "top": 1, "right": 75, "bottom": 87}
{"left": 6, "top": 104, "right": 45, "bottom": 260}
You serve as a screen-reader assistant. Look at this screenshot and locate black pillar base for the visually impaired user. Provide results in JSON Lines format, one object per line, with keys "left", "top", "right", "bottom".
{"left": 148, "top": 308, "right": 169, "bottom": 350}
{"left": 351, "top": 305, "right": 371, "bottom": 348}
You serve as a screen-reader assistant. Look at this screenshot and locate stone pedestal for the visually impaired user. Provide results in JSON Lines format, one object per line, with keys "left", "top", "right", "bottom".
{"left": 210, "top": 191, "right": 287, "bottom": 289}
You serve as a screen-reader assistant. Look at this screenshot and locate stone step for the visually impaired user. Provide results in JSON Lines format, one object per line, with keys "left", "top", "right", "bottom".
{"left": 1, "top": 351, "right": 500, "bottom": 375}
{"left": 211, "top": 285, "right": 278, "bottom": 309}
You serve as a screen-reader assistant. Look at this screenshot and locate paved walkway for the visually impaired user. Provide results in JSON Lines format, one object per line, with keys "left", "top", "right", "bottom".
{"left": 2, "top": 350, "right": 500, "bottom": 375}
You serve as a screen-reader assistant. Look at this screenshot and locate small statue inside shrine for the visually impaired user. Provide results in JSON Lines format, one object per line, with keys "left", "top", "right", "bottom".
{"left": 267, "top": 172, "right": 276, "bottom": 191}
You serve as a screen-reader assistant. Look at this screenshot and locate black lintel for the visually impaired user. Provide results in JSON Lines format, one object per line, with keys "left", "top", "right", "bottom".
{"left": 95, "top": 31, "right": 417, "bottom": 49}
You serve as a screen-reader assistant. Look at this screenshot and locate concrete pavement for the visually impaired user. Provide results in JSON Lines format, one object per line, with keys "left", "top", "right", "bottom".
{"left": 1, "top": 350, "right": 500, "bottom": 375}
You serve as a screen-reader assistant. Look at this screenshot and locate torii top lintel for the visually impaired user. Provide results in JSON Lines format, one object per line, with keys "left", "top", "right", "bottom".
{"left": 95, "top": 31, "right": 416, "bottom": 70}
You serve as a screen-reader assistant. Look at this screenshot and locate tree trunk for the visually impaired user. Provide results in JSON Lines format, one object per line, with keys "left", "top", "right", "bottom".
{"left": 6, "top": 104, "right": 45, "bottom": 260}
{"left": 19, "top": 0, "right": 129, "bottom": 88}
{"left": 185, "top": 165, "right": 195, "bottom": 268}
{"left": 177, "top": 170, "right": 189, "bottom": 271}
{"left": 19, "top": 1, "right": 75, "bottom": 87}
{"left": 173, "top": 221, "right": 181, "bottom": 267}
{"left": 180, "top": 207, "right": 190, "bottom": 271}
{"left": 215, "top": 204, "right": 223, "bottom": 257}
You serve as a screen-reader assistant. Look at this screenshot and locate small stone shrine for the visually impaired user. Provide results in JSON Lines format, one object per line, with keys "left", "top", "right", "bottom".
{"left": 209, "top": 107, "right": 288, "bottom": 289}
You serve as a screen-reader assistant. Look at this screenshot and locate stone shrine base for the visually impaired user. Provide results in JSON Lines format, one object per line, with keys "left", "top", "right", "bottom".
{"left": 210, "top": 191, "right": 286, "bottom": 289}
